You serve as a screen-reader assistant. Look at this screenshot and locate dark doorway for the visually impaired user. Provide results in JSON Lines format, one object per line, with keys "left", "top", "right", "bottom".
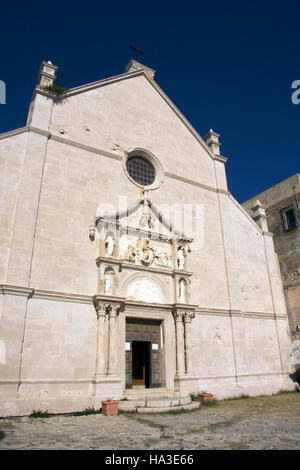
{"left": 125, "top": 318, "right": 163, "bottom": 389}
{"left": 132, "top": 341, "right": 150, "bottom": 388}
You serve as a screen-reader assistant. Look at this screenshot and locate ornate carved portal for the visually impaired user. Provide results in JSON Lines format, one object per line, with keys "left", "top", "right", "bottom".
{"left": 91, "top": 195, "right": 198, "bottom": 398}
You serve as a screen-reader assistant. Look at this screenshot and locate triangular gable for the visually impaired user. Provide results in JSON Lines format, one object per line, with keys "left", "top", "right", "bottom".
{"left": 47, "top": 67, "right": 218, "bottom": 162}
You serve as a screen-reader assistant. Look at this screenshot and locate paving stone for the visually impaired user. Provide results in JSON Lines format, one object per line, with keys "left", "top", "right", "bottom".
{"left": 0, "top": 393, "right": 299, "bottom": 450}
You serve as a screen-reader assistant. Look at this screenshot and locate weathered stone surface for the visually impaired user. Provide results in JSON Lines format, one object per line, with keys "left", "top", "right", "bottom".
{"left": 242, "top": 174, "right": 300, "bottom": 353}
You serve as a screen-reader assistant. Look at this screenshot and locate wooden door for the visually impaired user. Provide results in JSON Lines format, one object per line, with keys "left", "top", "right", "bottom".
{"left": 126, "top": 319, "right": 162, "bottom": 389}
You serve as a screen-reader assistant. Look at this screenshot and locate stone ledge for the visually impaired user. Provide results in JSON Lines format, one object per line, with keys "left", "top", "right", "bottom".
{"left": 0, "top": 285, "right": 34, "bottom": 297}
{"left": 136, "top": 402, "right": 200, "bottom": 413}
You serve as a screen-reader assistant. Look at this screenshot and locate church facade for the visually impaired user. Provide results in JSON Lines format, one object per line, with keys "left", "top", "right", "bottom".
{"left": 0, "top": 60, "right": 295, "bottom": 416}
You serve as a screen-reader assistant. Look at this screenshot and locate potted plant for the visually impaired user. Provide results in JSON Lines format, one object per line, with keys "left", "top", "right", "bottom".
{"left": 197, "top": 391, "right": 215, "bottom": 403}
{"left": 101, "top": 398, "right": 119, "bottom": 416}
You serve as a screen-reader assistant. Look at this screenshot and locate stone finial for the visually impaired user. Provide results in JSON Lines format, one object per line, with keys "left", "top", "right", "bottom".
{"left": 251, "top": 199, "right": 268, "bottom": 231}
{"left": 125, "top": 60, "right": 156, "bottom": 79}
{"left": 37, "top": 60, "right": 58, "bottom": 87}
{"left": 204, "top": 129, "right": 221, "bottom": 156}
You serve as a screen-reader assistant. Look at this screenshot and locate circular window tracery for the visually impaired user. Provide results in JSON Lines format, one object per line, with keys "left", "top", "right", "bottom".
{"left": 123, "top": 148, "right": 164, "bottom": 190}
{"left": 126, "top": 156, "right": 155, "bottom": 186}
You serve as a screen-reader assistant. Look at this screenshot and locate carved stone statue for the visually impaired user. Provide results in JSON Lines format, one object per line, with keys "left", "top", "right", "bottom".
{"left": 177, "top": 246, "right": 185, "bottom": 270}
{"left": 105, "top": 235, "right": 114, "bottom": 257}
{"left": 154, "top": 249, "right": 169, "bottom": 266}
{"left": 139, "top": 207, "right": 155, "bottom": 229}
{"left": 140, "top": 239, "right": 155, "bottom": 266}
{"left": 104, "top": 277, "right": 112, "bottom": 295}
{"left": 126, "top": 244, "right": 136, "bottom": 262}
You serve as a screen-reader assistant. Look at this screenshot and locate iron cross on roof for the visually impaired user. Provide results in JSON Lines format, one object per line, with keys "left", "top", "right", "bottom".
{"left": 130, "top": 44, "right": 144, "bottom": 62}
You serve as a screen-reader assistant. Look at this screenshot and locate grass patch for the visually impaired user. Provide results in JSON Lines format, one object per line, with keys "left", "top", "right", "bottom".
{"left": 0, "top": 421, "right": 13, "bottom": 428}
{"left": 182, "top": 416, "right": 243, "bottom": 436}
{"left": 29, "top": 410, "right": 51, "bottom": 418}
{"left": 164, "top": 407, "right": 200, "bottom": 415}
{"left": 227, "top": 441, "right": 250, "bottom": 450}
{"left": 71, "top": 407, "right": 101, "bottom": 416}
{"left": 30, "top": 407, "right": 102, "bottom": 418}
{"left": 223, "top": 394, "right": 250, "bottom": 401}
{"left": 125, "top": 415, "right": 169, "bottom": 432}
{"left": 143, "top": 438, "right": 159, "bottom": 448}
{"left": 118, "top": 409, "right": 137, "bottom": 415}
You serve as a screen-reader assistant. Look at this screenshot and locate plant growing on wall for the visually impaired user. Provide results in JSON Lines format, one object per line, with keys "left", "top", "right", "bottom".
{"left": 42, "top": 84, "right": 69, "bottom": 103}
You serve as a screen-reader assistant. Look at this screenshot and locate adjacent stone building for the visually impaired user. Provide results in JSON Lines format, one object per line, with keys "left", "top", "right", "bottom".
{"left": 243, "top": 174, "right": 300, "bottom": 367}
{"left": 0, "top": 60, "right": 295, "bottom": 416}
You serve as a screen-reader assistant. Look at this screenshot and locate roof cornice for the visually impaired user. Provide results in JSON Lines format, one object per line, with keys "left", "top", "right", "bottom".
{"left": 0, "top": 126, "right": 29, "bottom": 140}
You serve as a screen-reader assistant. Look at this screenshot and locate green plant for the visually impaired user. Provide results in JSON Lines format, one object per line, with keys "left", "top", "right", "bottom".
{"left": 118, "top": 409, "right": 136, "bottom": 415}
{"left": 29, "top": 410, "right": 51, "bottom": 418}
{"left": 42, "top": 84, "right": 68, "bottom": 96}
{"left": 165, "top": 407, "right": 199, "bottom": 415}
{"left": 223, "top": 394, "right": 250, "bottom": 401}
{"left": 42, "top": 84, "right": 69, "bottom": 104}
{"left": 190, "top": 393, "right": 200, "bottom": 402}
{"left": 72, "top": 407, "right": 101, "bottom": 416}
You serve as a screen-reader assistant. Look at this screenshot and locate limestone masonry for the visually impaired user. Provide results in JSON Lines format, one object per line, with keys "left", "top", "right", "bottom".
{"left": 0, "top": 60, "right": 296, "bottom": 416}
{"left": 243, "top": 174, "right": 300, "bottom": 369}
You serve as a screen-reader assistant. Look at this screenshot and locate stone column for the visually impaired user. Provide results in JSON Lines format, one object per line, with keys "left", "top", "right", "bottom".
{"left": 173, "top": 312, "right": 185, "bottom": 375}
{"left": 95, "top": 303, "right": 109, "bottom": 377}
{"left": 107, "top": 305, "right": 120, "bottom": 376}
{"left": 183, "top": 312, "right": 194, "bottom": 374}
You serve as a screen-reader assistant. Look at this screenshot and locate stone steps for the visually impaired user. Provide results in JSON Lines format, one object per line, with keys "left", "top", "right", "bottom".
{"left": 118, "top": 395, "right": 201, "bottom": 413}
{"left": 123, "top": 388, "right": 179, "bottom": 400}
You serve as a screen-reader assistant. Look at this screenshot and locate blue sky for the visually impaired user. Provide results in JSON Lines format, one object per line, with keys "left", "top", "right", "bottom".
{"left": 0, "top": 0, "right": 299, "bottom": 202}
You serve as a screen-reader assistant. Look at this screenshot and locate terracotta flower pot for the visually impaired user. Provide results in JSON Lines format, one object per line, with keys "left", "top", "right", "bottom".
{"left": 197, "top": 392, "right": 215, "bottom": 403}
{"left": 101, "top": 400, "right": 119, "bottom": 416}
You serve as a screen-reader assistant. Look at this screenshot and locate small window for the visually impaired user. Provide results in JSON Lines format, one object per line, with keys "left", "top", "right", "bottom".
{"left": 281, "top": 206, "right": 297, "bottom": 232}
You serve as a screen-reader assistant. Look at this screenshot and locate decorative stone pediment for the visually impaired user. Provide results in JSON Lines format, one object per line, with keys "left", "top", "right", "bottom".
{"left": 90, "top": 196, "right": 192, "bottom": 260}
{"left": 90, "top": 195, "right": 194, "bottom": 303}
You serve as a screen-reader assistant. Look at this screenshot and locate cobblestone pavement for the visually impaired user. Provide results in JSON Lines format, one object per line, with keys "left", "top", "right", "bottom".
{"left": 0, "top": 392, "right": 299, "bottom": 450}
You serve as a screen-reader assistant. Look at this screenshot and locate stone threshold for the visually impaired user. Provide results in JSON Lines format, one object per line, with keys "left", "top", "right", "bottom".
{"left": 119, "top": 394, "right": 200, "bottom": 413}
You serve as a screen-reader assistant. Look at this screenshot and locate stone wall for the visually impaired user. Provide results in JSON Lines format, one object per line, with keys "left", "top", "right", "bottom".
{"left": 0, "top": 66, "right": 295, "bottom": 416}
{"left": 242, "top": 175, "right": 300, "bottom": 341}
